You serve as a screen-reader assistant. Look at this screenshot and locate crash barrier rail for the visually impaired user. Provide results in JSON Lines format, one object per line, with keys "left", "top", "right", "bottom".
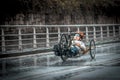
{"left": 0, "top": 24, "right": 120, "bottom": 54}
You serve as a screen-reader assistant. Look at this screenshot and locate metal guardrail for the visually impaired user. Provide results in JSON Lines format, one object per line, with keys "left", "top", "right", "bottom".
{"left": 0, "top": 24, "right": 120, "bottom": 54}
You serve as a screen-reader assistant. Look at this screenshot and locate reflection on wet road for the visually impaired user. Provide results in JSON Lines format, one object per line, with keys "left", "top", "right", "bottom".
{"left": 0, "top": 42, "right": 120, "bottom": 80}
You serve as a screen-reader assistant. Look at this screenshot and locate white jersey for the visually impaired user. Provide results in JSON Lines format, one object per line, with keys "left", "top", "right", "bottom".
{"left": 72, "top": 40, "right": 86, "bottom": 50}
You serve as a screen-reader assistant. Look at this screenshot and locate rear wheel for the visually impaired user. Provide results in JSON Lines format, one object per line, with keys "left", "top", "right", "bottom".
{"left": 89, "top": 39, "right": 96, "bottom": 59}
{"left": 59, "top": 34, "right": 68, "bottom": 62}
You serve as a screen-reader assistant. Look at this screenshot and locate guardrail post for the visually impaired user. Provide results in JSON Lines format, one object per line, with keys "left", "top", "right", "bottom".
{"left": 107, "top": 26, "right": 110, "bottom": 38}
{"left": 2, "top": 28, "right": 6, "bottom": 53}
{"left": 85, "top": 26, "right": 89, "bottom": 42}
{"left": 77, "top": 27, "right": 80, "bottom": 32}
{"left": 58, "top": 27, "right": 60, "bottom": 42}
{"left": 68, "top": 27, "right": 70, "bottom": 33}
{"left": 46, "top": 27, "right": 50, "bottom": 47}
{"left": 93, "top": 26, "right": 96, "bottom": 41}
{"left": 33, "top": 27, "right": 37, "bottom": 48}
{"left": 100, "top": 26, "right": 103, "bottom": 41}
{"left": 18, "top": 28, "right": 22, "bottom": 50}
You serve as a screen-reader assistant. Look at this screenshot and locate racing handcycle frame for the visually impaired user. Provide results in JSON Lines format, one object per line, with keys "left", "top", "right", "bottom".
{"left": 53, "top": 32, "right": 96, "bottom": 62}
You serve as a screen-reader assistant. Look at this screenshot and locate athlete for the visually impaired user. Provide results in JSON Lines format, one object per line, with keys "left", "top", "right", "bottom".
{"left": 70, "top": 31, "right": 89, "bottom": 56}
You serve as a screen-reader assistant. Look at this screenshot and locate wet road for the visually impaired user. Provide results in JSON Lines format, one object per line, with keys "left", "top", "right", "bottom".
{"left": 0, "top": 42, "right": 120, "bottom": 80}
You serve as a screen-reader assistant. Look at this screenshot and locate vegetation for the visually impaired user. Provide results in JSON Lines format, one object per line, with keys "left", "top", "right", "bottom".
{"left": 0, "top": 0, "right": 120, "bottom": 24}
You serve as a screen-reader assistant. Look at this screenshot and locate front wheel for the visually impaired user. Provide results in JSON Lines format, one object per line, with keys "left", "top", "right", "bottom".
{"left": 89, "top": 39, "right": 96, "bottom": 59}
{"left": 59, "top": 34, "right": 68, "bottom": 62}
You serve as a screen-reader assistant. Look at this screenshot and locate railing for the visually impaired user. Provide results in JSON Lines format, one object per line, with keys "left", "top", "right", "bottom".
{"left": 0, "top": 24, "right": 120, "bottom": 54}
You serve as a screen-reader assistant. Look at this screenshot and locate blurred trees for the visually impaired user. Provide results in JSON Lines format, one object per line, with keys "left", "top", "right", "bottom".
{"left": 0, "top": 0, "right": 120, "bottom": 24}
{"left": 19, "top": 0, "right": 120, "bottom": 14}
{"left": 1, "top": 0, "right": 120, "bottom": 14}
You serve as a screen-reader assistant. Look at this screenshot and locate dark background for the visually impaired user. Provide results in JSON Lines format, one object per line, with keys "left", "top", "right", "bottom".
{"left": 0, "top": 0, "right": 120, "bottom": 24}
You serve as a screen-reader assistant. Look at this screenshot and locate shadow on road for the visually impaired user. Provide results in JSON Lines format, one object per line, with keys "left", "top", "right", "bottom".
{"left": 51, "top": 59, "right": 87, "bottom": 66}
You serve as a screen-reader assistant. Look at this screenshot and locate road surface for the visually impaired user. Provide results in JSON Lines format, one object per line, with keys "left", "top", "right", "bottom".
{"left": 0, "top": 42, "right": 120, "bottom": 80}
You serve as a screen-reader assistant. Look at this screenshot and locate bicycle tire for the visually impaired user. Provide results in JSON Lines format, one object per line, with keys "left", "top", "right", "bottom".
{"left": 59, "top": 34, "right": 68, "bottom": 62}
{"left": 89, "top": 39, "right": 96, "bottom": 59}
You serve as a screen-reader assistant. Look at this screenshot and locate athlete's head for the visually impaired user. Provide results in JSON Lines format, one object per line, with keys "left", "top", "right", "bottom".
{"left": 74, "top": 31, "right": 85, "bottom": 40}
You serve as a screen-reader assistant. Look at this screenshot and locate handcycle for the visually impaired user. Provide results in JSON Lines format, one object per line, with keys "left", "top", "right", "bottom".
{"left": 53, "top": 31, "right": 96, "bottom": 62}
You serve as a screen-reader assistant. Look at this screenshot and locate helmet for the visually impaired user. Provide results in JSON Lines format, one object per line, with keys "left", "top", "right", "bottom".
{"left": 76, "top": 31, "right": 84, "bottom": 39}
